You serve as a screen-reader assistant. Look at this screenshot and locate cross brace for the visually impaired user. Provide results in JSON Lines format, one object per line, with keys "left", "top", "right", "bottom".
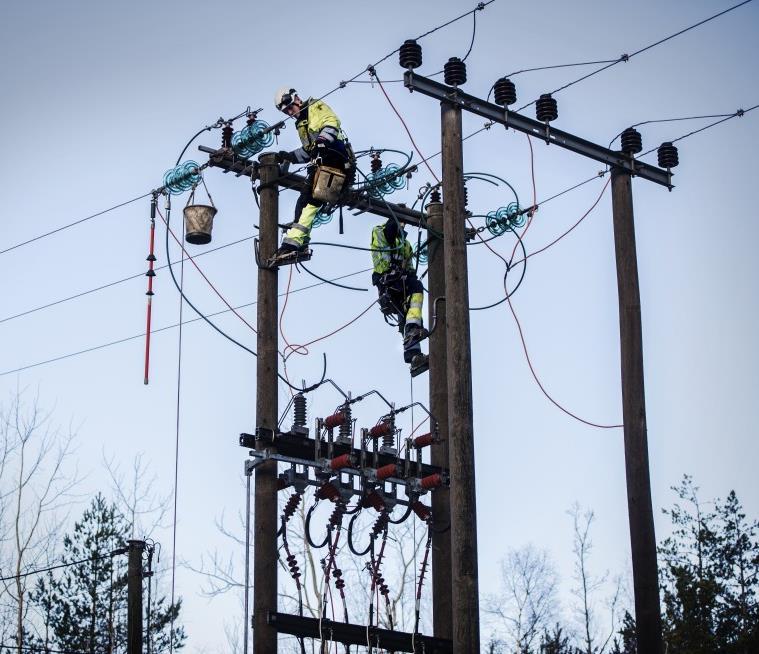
{"left": 197, "top": 145, "right": 428, "bottom": 227}
{"left": 403, "top": 71, "right": 673, "bottom": 189}
{"left": 268, "top": 612, "right": 453, "bottom": 653}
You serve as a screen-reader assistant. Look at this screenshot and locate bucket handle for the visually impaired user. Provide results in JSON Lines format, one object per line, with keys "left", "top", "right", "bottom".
{"left": 185, "top": 171, "right": 216, "bottom": 209}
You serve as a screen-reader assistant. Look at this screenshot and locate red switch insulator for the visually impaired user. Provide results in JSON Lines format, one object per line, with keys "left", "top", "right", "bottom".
{"left": 420, "top": 473, "right": 443, "bottom": 490}
{"left": 376, "top": 463, "right": 399, "bottom": 480}
{"left": 330, "top": 453, "right": 353, "bottom": 470}
{"left": 316, "top": 482, "right": 340, "bottom": 502}
{"left": 412, "top": 433, "right": 434, "bottom": 448}
{"left": 369, "top": 421, "right": 393, "bottom": 439}
{"left": 364, "top": 490, "right": 385, "bottom": 512}
{"left": 412, "top": 501, "right": 431, "bottom": 522}
{"left": 324, "top": 412, "right": 345, "bottom": 430}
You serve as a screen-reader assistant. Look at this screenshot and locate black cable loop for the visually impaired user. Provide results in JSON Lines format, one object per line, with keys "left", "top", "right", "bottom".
{"left": 469, "top": 224, "right": 528, "bottom": 311}
{"left": 387, "top": 501, "right": 414, "bottom": 525}
{"left": 347, "top": 510, "right": 372, "bottom": 557}
{"left": 298, "top": 262, "right": 368, "bottom": 292}
{"left": 305, "top": 501, "right": 331, "bottom": 550}
{"left": 161, "top": 201, "right": 327, "bottom": 394}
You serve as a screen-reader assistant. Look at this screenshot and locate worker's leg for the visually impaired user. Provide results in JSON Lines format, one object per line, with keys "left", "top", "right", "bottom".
{"left": 402, "top": 276, "right": 427, "bottom": 361}
{"left": 282, "top": 201, "right": 319, "bottom": 249}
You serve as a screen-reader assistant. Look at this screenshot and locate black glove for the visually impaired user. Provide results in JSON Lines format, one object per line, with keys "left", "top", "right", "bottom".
{"left": 277, "top": 150, "right": 295, "bottom": 164}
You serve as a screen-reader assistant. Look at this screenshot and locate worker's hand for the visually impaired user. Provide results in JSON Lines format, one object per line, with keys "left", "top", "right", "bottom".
{"left": 277, "top": 150, "right": 295, "bottom": 164}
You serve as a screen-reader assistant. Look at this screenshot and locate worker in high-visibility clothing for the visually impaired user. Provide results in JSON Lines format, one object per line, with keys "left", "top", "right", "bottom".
{"left": 371, "top": 218, "right": 428, "bottom": 366}
{"left": 272, "top": 87, "right": 355, "bottom": 261}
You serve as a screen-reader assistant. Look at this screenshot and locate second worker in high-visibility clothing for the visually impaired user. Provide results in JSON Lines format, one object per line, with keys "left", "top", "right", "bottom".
{"left": 371, "top": 218, "right": 428, "bottom": 367}
{"left": 272, "top": 87, "right": 355, "bottom": 262}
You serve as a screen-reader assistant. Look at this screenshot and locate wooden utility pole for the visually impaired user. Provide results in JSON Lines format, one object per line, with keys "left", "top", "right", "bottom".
{"left": 253, "top": 152, "right": 280, "bottom": 654}
{"left": 127, "top": 539, "right": 145, "bottom": 654}
{"left": 441, "top": 100, "right": 480, "bottom": 652}
{"left": 426, "top": 198, "right": 453, "bottom": 639}
{"left": 611, "top": 168, "right": 664, "bottom": 654}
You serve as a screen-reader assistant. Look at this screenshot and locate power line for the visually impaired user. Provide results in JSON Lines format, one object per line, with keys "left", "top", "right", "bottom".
{"left": 0, "top": 192, "right": 152, "bottom": 257}
{"left": 516, "top": 0, "right": 754, "bottom": 111}
{"left": 640, "top": 104, "right": 757, "bottom": 157}
{"left": 0, "top": 268, "right": 371, "bottom": 377}
{"left": 0, "top": 235, "right": 255, "bottom": 325}
{"left": 0, "top": 548, "right": 125, "bottom": 583}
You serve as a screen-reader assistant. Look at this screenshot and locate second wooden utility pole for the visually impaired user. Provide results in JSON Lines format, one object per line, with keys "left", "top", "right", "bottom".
{"left": 611, "top": 168, "right": 664, "bottom": 654}
{"left": 426, "top": 198, "right": 453, "bottom": 638}
{"left": 253, "top": 152, "right": 280, "bottom": 654}
{"left": 127, "top": 539, "right": 145, "bottom": 654}
{"left": 441, "top": 100, "right": 480, "bottom": 652}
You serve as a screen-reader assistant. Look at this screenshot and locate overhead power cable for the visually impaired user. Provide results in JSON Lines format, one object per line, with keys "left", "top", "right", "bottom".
{"left": 0, "top": 269, "right": 371, "bottom": 377}
{"left": 516, "top": 0, "right": 754, "bottom": 111}
{"left": 0, "top": 192, "right": 152, "bottom": 257}
{"left": 640, "top": 104, "right": 757, "bottom": 157}
{"left": 0, "top": 234, "right": 254, "bottom": 326}
{"left": 0, "top": 548, "right": 125, "bottom": 582}
{"left": 0, "top": 4, "right": 494, "bottom": 259}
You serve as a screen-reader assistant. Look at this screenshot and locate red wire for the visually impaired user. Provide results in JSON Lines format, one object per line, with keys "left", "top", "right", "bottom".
{"left": 513, "top": 176, "right": 611, "bottom": 266}
{"left": 283, "top": 299, "right": 377, "bottom": 363}
{"left": 155, "top": 206, "right": 257, "bottom": 334}
{"left": 375, "top": 75, "right": 441, "bottom": 183}
{"left": 504, "top": 137, "right": 621, "bottom": 428}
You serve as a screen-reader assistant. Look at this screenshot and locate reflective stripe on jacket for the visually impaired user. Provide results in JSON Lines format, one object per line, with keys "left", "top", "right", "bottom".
{"left": 295, "top": 98, "right": 345, "bottom": 156}
{"left": 371, "top": 225, "right": 414, "bottom": 274}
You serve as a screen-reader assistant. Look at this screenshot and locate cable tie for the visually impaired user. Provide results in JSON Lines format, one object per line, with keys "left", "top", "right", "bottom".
{"left": 620, "top": 53, "right": 630, "bottom": 62}
{"left": 737, "top": 108, "right": 745, "bottom": 117}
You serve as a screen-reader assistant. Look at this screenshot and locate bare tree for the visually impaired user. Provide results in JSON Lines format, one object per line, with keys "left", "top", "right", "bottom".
{"left": 187, "top": 485, "right": 430, "bottom": 654}
{"left": 0, "top": 389, "right": 80, "bottom": 651}
{"left": 103, "top": 450, "right": 171, "bottom": 539}
{"left": 484, "top": 544, "right": 559, "bottom": 653}
{"left": 568, "top": 503, "right": 621, "bottom": 654}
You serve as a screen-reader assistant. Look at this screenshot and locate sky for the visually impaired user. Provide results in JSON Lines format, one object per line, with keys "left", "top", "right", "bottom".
{"left": 1, "top": 0, "right": 758, "bottom": 651}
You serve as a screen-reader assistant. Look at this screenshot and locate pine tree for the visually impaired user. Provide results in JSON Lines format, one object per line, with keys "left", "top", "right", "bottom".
{"left": 659, "top": 476, "right": 759, "bottom": 653}
{"left": 28, "top": 494, "right": 185, "bottom": 652}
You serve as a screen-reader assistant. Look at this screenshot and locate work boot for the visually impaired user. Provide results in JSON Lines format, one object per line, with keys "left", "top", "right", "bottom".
{"left": 403, "top": 345, "right": 421, "bottom": 364}
{"left": 268, "top": 242, "right": 311, "bottom": 268}
{"left": 403, "top": 324, "right": 428, "bottom": 349}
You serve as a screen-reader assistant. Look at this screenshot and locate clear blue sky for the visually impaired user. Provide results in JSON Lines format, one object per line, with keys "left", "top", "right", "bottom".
{"left": 2, "top": 0, "right": 757, "bottom": 650}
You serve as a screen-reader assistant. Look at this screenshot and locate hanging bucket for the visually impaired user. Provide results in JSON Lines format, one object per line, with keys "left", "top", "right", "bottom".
{"left": 183, "top": 204, "right": 217, "bottom": 245}
{"left": 312, "top": 165, "right": 346, "bottom": 204}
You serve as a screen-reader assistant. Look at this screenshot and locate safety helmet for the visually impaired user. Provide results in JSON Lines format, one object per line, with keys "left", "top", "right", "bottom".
{"left": 275, "top": 87, "right": 297, "bottom": 112}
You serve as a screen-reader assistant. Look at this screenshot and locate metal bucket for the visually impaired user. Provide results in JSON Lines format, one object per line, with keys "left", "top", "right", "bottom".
{"left": 312, "top": 165, "right": 346, "bottom": 204}
{"left": 183, "top": 204, "right": 217, "bottom": 245}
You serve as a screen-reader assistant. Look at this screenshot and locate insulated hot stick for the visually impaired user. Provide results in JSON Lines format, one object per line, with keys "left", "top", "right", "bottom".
{"left": 143, "top": 194, "right": 158, "bottom": 385}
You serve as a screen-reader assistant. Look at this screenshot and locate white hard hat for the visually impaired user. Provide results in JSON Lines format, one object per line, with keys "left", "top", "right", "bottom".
{"left": 275, "top": 87, "right": 297, "bottom": 112}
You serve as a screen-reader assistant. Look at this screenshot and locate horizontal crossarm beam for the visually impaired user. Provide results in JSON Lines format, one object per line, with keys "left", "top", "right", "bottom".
{"left": 403, "top": 71, "right": 673, "bottom": 188}
{"left": 268, "top": 612, "right": 453, "bottom": 653}
{"left": 198, "top": 145, "right": 428, "bottom": 227}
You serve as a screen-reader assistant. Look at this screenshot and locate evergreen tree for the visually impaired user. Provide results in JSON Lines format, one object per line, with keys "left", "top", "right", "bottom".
{"left": 659, "top": 476, "right": 759, "bottom": 653}
{"left": 28, "top": 494, "right": 185, "bottom": 652}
